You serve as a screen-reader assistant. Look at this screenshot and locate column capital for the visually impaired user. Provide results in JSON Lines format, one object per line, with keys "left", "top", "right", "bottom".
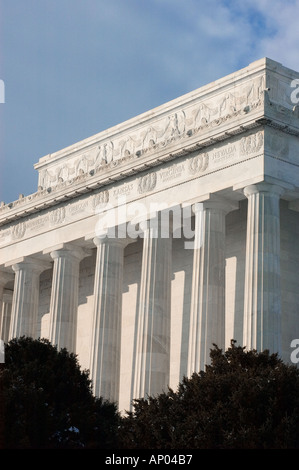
{"left": 44, "top": 242, "right": 91, "bottom": 261}
{"left": 50, "top": 247, "right": 86, "bottom": 262}
{"left": 243, "top": 182, "right": 285, "bottom": 198}
{"left": 92, "top": 235, "right": 128, "bottom": 248}
{"left": 8, "top": 256, "right": 51, "bottom": 274}
{"left": 192, "top": 195, "right": 239, "bottom": 215}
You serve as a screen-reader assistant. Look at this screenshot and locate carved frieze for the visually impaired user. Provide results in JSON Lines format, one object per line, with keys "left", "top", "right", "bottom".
{"left": 94, "top": 142, "right": 114, "bottom": 167}
{"left": 4, "top": 60, "right": 298, "bottom": 236}
{"left": 189, "top": 153, "right": 209, "bottom": 174}
{"left": 36, "top": 74, "right": 267, "bottom": 190}
{"left": 138, "top": 173, "right": 157, "bottom": 194}
{"left": 50, "top": 207, "right": 66, "bottom": 226}
{"left": 11, "top": 222, "right": 26, "bottom": 240}
{"left": 0, "top": 129, "right": 269, "bottom": 249}
{"left": 93, "top": 190, "right": 110, "bottom": 209}
{"left": 240, "top": 131, "right": 264, "bottom": 156}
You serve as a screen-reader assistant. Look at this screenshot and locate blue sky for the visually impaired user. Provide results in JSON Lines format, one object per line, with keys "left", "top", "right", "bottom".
{"left": 1, "top": 0, "right": 299, "bottom": 203}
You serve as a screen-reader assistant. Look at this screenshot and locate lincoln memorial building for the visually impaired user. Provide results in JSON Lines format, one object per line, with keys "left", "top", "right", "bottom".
{"left": 1, "top": 58, "right": 299, "bottom": 411}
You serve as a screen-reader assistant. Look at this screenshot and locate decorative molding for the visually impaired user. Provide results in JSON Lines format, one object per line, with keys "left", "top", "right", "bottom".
{"left": 50, "top": 206, "right": 66, "bottom": 226}
{"left": 240, "top": 131, "right": 264, "bottom": 156}
{"left": 2, "top": 63, "right": 299, "bottom": 227}
{"left": 138, "top": 172, "right": 157, "bottom": 194}
{"left": 35, "top": 75, "right": 267, "bottom": 190}
{"left": 189, "top": 153, "right": 209, "bottom": 174}
{"left": 93, "top": 190, "right": 110, "bottom": 209}
{"left": 11, "top": 222, "right": 26, "bottom": 240}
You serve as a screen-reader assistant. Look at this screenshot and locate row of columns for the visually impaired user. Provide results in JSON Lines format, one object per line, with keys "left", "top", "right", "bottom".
{"left": 0, "top": 182, "right": 284, "bottom": 403}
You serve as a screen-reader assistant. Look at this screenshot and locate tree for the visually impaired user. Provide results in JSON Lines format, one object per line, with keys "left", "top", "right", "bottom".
{"left": 0, "top": 337, "right": 119, "bottom": 449}
{"left": 120, "top": 341, "right": 299, "bottom": 449}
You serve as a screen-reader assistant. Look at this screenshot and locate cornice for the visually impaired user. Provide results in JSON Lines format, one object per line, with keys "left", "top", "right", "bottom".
{"left": 1, "top": 58, "right": 299, "bottom": 227}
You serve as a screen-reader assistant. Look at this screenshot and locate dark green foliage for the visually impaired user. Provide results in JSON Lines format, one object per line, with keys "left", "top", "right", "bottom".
{"left": 0, "top": 337, "right": 119, "bottom": 449}
{"left": 120, "top": 341, "right": 299, "bottom": 449}
{"left": 3, "top": 337, "right": 299, "bottom": 449}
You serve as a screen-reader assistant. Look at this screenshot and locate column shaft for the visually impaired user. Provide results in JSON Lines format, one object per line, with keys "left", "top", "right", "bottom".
{"left": 133, "top": 218, "right": 172, "bottom": 399}
{"left": 188, "top": 199, "right": 233, "bottom": 375}
{"left": 243, "top": 183, "right": 283, "bottom": 353}
{"left": 0, "top": 271, "right": 13, "bottom": 341}
{"left": 0, "top": 290, "right": 13, "bottom": 343}
{"left": 0, "top": 285, "right": 3, "bottom": 331}
{"left": 49, "top": 247, "right": 84, "bottom": 352}
{"left": 9, "top": 260, "right": 46, "bottom": 339}
{"left": 89, "top": 237, "right": 126, "bottom": 402}
{"left": 0, "top": 284, "right": 4, "bottom": 341}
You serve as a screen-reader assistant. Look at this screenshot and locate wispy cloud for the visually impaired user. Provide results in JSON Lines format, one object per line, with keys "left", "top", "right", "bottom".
{"left": 248, "top": 0, "right": 299, "bottom": 68}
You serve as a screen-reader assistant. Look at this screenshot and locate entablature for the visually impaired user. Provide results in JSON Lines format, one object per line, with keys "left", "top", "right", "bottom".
{"left": 1, "top": 57, "right": 299, "bottom": 229}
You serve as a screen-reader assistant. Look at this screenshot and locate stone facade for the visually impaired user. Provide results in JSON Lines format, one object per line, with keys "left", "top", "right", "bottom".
{"left": 1, "top": 58, "right": 299, "bottom": 411}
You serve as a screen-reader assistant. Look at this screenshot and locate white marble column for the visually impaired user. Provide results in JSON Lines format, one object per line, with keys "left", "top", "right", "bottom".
{"left": 243, "top": 183, "right": 284, "bottom": 354}
{"left": 9, "top": 258, "right": 48, "bottom": 339}
{"left": 89, "top": 236, "right": 127, "bottom": 402}
{"left": 0, "top": 270, "right": 13, "bottom": 342}
{"left": 133, "top": 216, "right": 172, "bottom": 400}
{"left": 187, "top": 198, "right": 236, "bottom": 375}
{"left": 0, "top": 283, "right": 4, "bottom": 322}
{"left": 48, "top": 245, "right": 85, "bottom": 352}
{"left": 0, "top": 290, "right": 13, "bottom": 343}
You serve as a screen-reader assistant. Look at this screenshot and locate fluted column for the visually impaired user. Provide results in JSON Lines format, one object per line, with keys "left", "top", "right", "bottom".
{"left": 0, "top": 290, "right": 13, "bottom": 343}
{"left": 48, "top": 245, "right": 85, "bottom": 352}
{"left": 89, "top": 236, "right": 127, "bottom": 402}
{"left": 0, "top": 271, "right": 13, "bottom": 341}
{"left": 187, "top": 198, "right": 236, "bottom": 375}
{"left": 243, "top": 183, "right": 284, "bottom": 354}
{"left": 9, "top": 258, "right": 48, "bottom": 339}
{"left": 0, "top": 284, "right": 4, "bottom": 324}
{"left": 133, "top": 216, "right": 172, "bottom": 399}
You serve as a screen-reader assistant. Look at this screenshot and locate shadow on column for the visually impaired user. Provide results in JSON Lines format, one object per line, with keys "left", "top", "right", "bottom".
{"left": 225, "top": 200, "right": 247, "bottom": 346}
{"left": 178, "top": 236, "right": 193, "bottom": 380}
{"left": 37, "top": 268, "right": 53, "bottom": 339}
